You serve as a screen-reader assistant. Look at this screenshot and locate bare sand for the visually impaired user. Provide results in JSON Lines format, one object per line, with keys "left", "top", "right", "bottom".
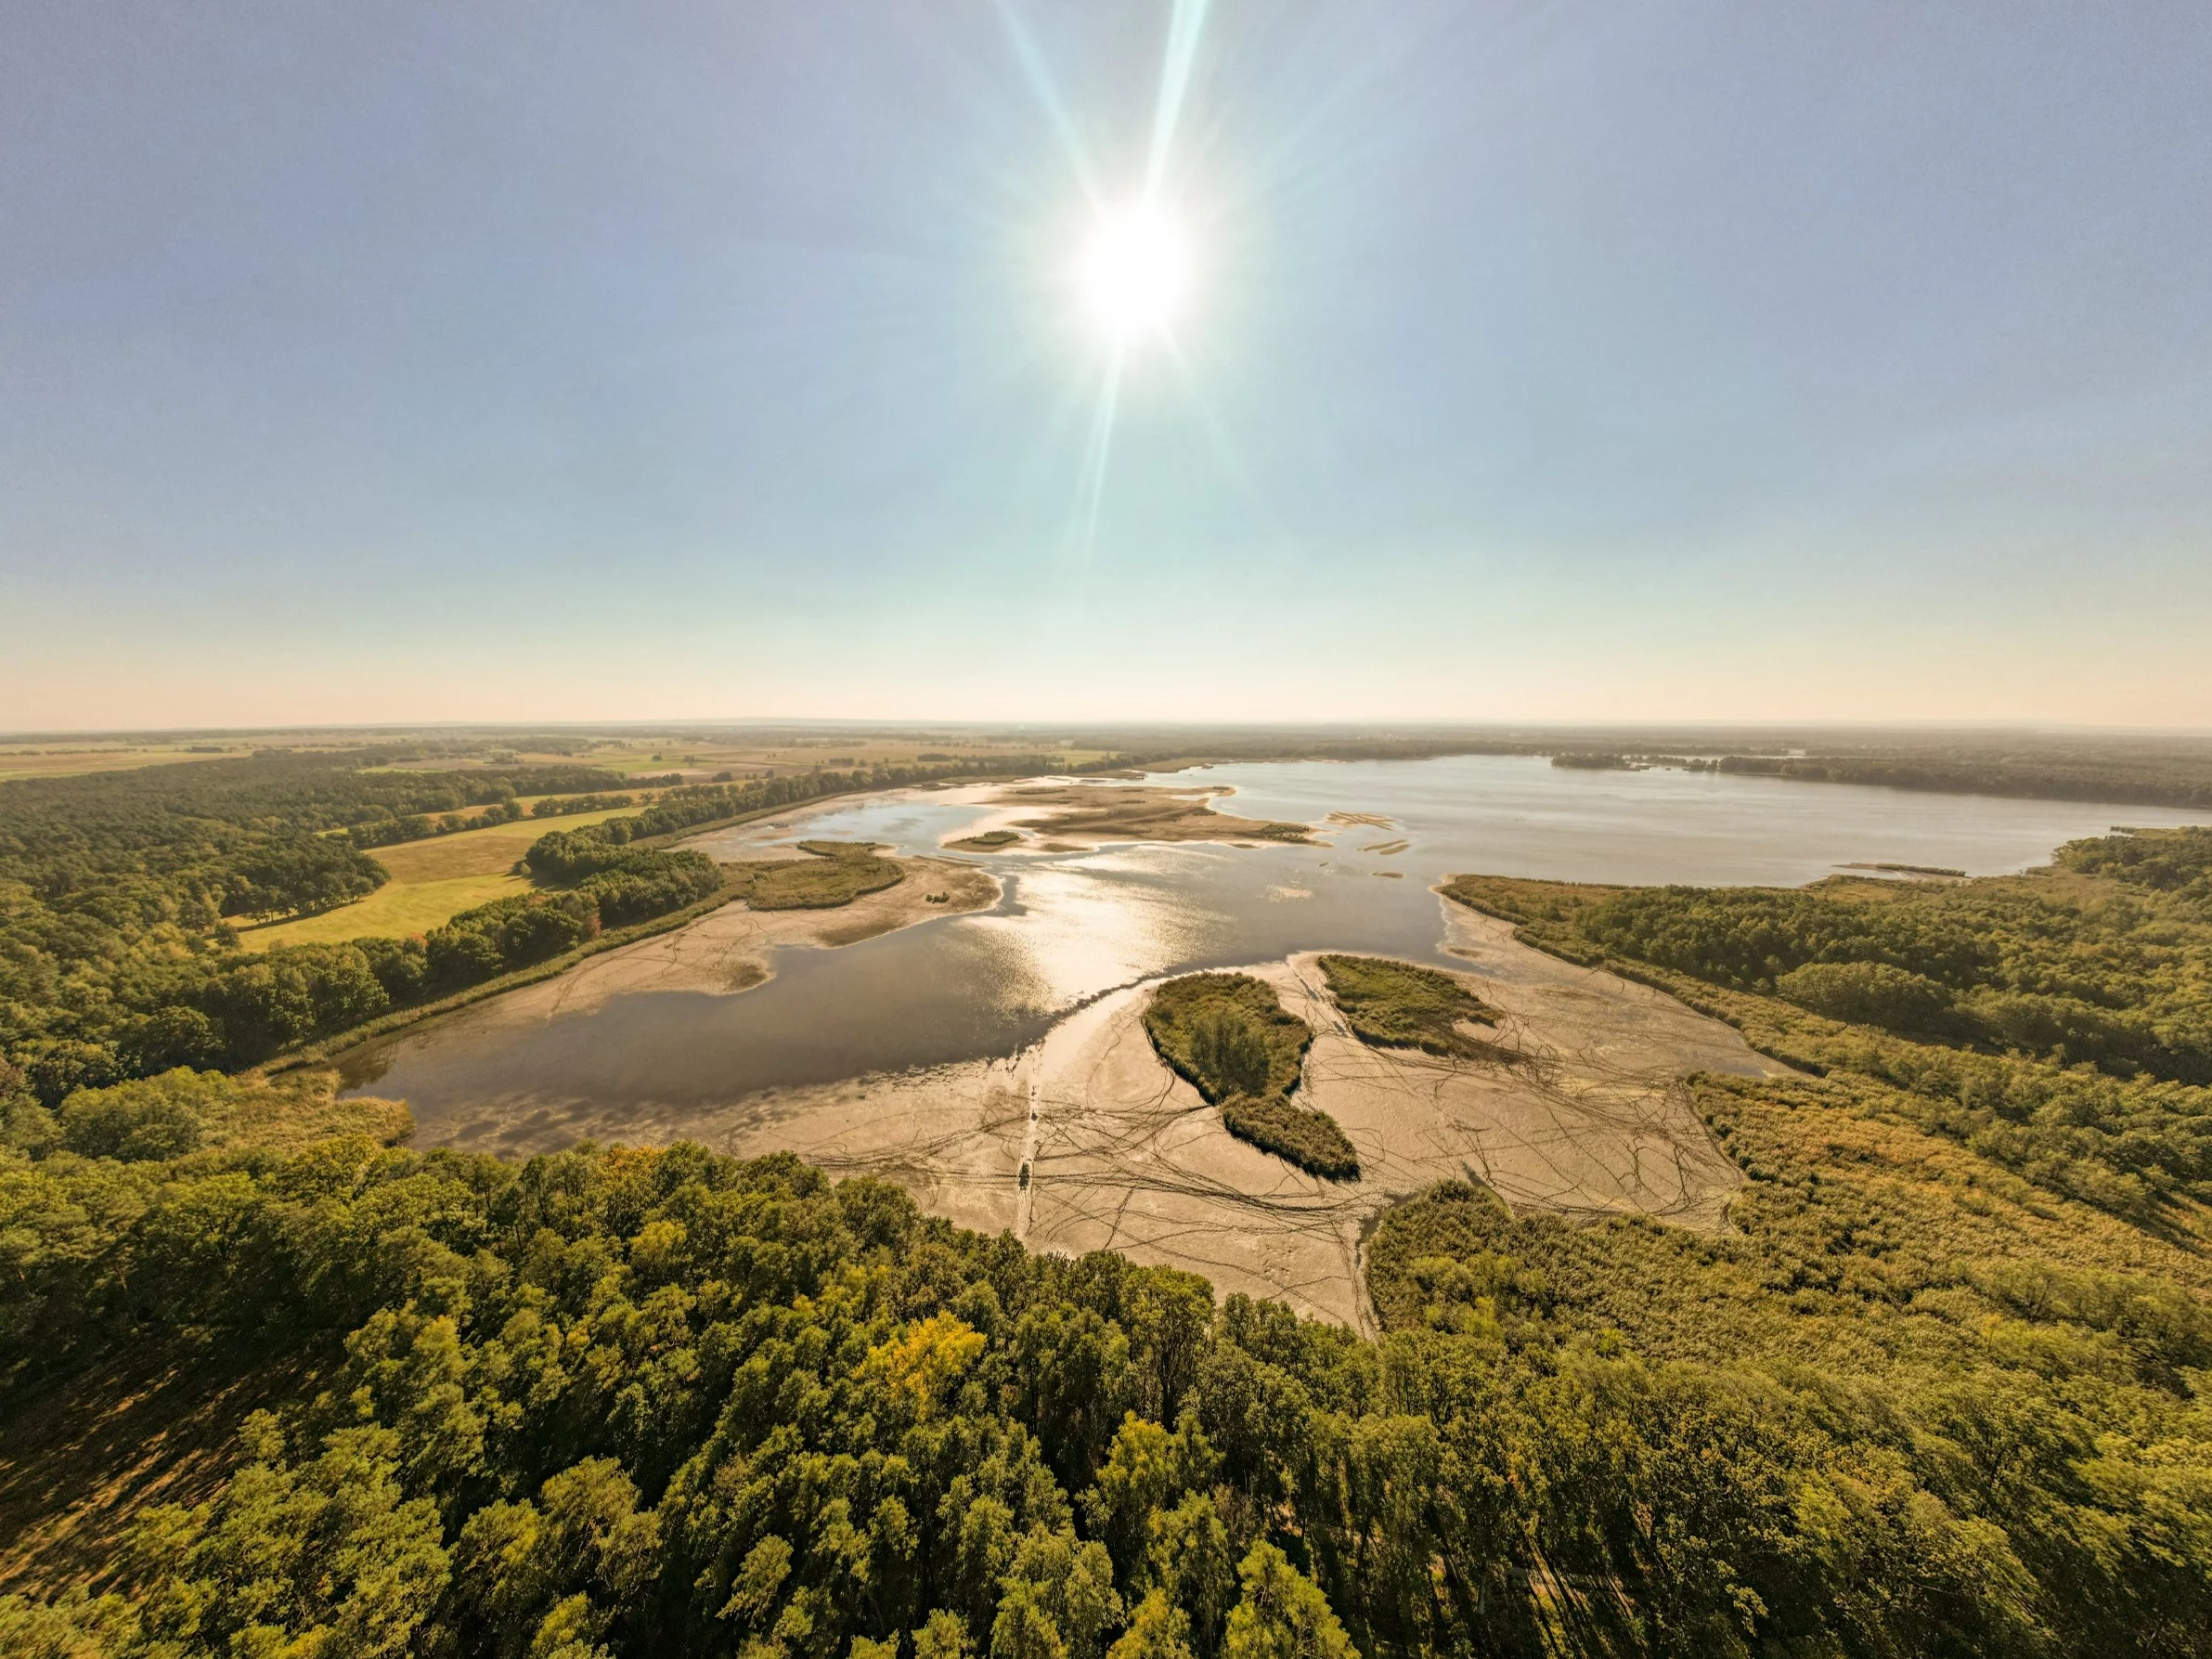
{"left": 522, "top": 894, "right": 1776, "bottom": 1330}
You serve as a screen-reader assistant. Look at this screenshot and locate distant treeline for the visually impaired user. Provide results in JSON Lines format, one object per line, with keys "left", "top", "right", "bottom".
{"left": 345, "top": 797, "right": 529, "bottom": 849}
{"left": 342, "top": 789, "right": 646, "bottom": 850}
{"left": 530, "top": 789, "right": 637, "bottom": 818}
{"left": 1534, "top": 745, "right": 2212, "bottom": 807}
{"left": 1018, "top": 726, "right": 2212, "bottom": 810}
{"left": 1549, "top": 752, "right": 1633, "bottom": 770}
{"left": 1710, "top": 752, "right": 2212, "bottom": 809}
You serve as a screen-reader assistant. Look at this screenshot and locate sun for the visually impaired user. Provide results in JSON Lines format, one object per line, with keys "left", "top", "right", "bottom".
{"left": 1078, "top": 202, "right": 1193, "bottom": 343}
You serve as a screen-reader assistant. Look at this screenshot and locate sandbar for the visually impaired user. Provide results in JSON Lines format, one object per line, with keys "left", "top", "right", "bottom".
{"left": 988, "top": 781, "right": 1313, "bottom": 847}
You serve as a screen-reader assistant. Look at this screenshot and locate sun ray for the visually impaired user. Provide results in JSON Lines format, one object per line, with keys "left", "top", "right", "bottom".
{"left": 1163, "top": 333, "right": 1284, "bottom": 544}
{"left": 1145, "top": 0, "right": 1211, "bottom": 204}
{"left": 1007, "top": 0, "right": 1217, "bottom": 585}
{"left": 1064, "top": 346, "right": 1126, "bottom": 593}
{"left": 992, "top": 0, "right": 1102, "bottom": 208}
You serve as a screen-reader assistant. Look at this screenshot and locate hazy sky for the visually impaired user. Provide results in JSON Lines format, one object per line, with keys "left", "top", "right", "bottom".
{"left": 4, "top": 2, "right": 2209, "bottom": 731}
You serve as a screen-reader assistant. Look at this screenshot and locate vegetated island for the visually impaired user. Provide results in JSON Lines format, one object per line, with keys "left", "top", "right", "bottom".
{"left": 725, "top": 839, "right": 905, "bottom": 909}
{"left": 1142, "top": 971, "right": 1359, "bottom": 1178}
{"left": 995, "top": 781, "right": 1313, "bottom": 846}
{"left": 1316, "top": 953, "right": 1513, "bottom": 1061}
{"left": 1835, "top": 860, "right": 1968, "bottom": 878}
{"left": 946, "top": 827, "right": 1025, "bottom": 851}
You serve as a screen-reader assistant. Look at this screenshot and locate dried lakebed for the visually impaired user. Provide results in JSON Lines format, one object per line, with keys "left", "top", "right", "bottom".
{"left": 353, "top": 888, "right": 1772, "bottom": 1328}
{"left": 338, "top": 756, "right": 2206, "bottom": 1321}
{"left": 734, "top": 904, "right": 1765, "bottom": 1330}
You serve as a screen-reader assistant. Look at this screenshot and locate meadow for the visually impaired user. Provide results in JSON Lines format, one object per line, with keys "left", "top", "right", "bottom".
{"left": 240, "top": 806, "right": 643, "bottom": 950}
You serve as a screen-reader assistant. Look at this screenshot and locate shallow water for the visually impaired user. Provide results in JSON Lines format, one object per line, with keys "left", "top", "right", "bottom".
{"left": 342, "top": 756, "right": 2207, "bottom": 1138}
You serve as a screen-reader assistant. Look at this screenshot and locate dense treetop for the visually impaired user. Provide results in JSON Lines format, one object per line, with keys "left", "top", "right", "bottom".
{"left": 1446, "top": 829, "right": 2212, "bottom": 1223}
{"left": 5, "top": 1004, "right": 2212, "bottom": 1655}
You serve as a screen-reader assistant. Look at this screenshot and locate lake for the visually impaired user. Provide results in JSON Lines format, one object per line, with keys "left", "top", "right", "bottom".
{"left": 341, "top": 755, "right": 2206, "bottom": 1137}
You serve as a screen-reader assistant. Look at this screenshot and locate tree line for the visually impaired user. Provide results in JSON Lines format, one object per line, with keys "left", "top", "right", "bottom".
{"left": 1710, "top": 752, "right": 2212, "bottom": 809}
{"left": 345, "top": 797, "right": 537, "bottom": 849}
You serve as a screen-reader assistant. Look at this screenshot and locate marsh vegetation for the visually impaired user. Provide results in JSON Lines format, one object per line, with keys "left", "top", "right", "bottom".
{"left": 1142, "top": 973, "right": 1359, "bottom": 1179}
{"left": 1000, "top": 783, "right": 1312, "bottom": 847}
{"left": 1315, "top": 954, "right": 1507, "bottom": 1061}
{"left": 730, "top": 841, "right": 907, "bottom": 911}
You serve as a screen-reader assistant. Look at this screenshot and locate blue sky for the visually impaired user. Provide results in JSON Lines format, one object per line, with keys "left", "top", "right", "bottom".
{"left": 3, "top": 1, "right": 2208, "bottom": 729}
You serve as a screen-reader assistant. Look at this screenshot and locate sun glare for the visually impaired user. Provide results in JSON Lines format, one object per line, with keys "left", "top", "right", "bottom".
{"left": 1079, "top": 203, "right": 1192, "bottom": 343}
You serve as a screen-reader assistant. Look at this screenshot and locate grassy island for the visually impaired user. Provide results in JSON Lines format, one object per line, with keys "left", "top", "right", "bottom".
{"left": 999, "top": 782, "right": 1313, "bottom": 846}
{"left": 732, "top": 840, "right": 906, "bottom": 910}
{"left": 1317, "top": 953, "right": 1510, "bottom": 1060}
{"left": 1142, "top": 972, "right": 1359, "bottom": 1178}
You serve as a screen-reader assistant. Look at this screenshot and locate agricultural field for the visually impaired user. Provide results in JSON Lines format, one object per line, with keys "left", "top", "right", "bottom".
{"left": 239, "top": 805, "right": 642, "bottom": 948}
{"left": 0, "top": 744, "right": 245, "bottom": 782}
{"left": 504, "top": 736, "right": 1108, "bottom": 782}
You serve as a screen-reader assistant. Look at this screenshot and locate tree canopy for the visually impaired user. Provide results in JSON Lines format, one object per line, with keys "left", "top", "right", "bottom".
{"left": 4, "top": 789, "right": 2210, "bottom": 1656}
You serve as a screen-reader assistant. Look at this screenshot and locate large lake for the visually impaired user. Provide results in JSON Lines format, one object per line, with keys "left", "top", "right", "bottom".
{"left": 341, "top": 756, "right": 2207, "bottom": 1137}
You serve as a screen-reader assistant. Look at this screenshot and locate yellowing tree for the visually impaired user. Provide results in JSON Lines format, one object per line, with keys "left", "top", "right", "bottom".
{"left": 862, "top": 1313, "right": 987, "bottom": 1417}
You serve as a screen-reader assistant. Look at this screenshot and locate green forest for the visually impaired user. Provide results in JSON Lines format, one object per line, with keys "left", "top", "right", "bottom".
{"left": 4, "top": 759, "right": 2212, "bottom": 1655}
{"left": 1443, "top": 825, "right": 2212, "bottom": 1223}
{"left": 0, "top": 748, "right": 1068, "bottom": 1102}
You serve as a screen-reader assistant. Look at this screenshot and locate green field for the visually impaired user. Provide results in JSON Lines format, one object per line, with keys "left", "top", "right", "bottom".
{"left": 239, "top": 806, "right": 640, "bottom": 949}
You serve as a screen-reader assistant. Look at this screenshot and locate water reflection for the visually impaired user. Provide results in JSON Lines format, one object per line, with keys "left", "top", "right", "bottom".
{"left": 343, "top": 756, "right": 2209, "bottom": 1136}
